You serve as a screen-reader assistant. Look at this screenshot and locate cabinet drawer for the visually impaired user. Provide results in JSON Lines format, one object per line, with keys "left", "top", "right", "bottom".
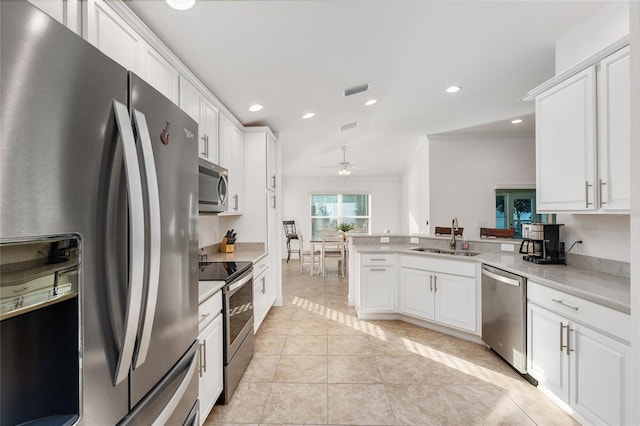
{"left": 361, "top": 253, "right": 395, "bottom": 266}
{"left": 400, "top": 255, "right": 476, "bottom": 277}
{"left": 199, "top": 290, "right": 222, "bottom": 333}
{"left": 527, "top": 281, "right": 630, "bottom": 342}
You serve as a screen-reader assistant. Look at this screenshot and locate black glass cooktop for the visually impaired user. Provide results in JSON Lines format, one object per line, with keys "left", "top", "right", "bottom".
{"left": 199, "top": 261, "right": 252, "bottom": 283}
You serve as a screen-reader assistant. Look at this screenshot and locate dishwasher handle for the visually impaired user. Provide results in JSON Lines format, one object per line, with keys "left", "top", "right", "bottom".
{"left": 481, "top": 267, "right": 521, "bottom": 287}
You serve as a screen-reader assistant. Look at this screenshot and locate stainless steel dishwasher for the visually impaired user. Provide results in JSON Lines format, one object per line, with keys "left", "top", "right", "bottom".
{"left": 481, "top": 264, "right": 531, "bottom": 377}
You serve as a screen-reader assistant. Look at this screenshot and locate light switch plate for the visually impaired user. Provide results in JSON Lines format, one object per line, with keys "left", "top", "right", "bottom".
{"left": 410, "top": 237, "right": 419, "bottom": 244}
{"left": 380, "top": 236, "right": 390, "bottom": 243}
{"left": 501, "top": 243, "right": 515, "bottom": 252}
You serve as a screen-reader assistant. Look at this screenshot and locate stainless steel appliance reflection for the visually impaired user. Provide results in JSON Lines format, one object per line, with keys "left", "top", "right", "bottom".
{"left": 1, "top": 3, "right": 199, "bottom": 424}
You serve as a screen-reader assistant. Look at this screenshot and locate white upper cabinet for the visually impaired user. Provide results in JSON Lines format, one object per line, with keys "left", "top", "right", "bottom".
{"left": 28, "top": 0, "right": 80, "bottom": 33}
{"left": 536, "top": 68, "right": 596, "bottom": 212}
{"left": 534, "top": 45, "right": 630, "bottom": 213}
{"left": 266, "top": 132, "right": 276, "bottom": 191}
{"left": 219, "top": 115, "right": 244, "bottom": 214}
{"left": 180, "top": 76, "right": 219, "bottom": 164}
{"left": 85, "top": 0, "right": 143, "bottom": 73}
{"left": 596, "top": 46, "right": 630, "bottom": 211}
{"left": 140, "top": 45, "right": 179, "bottom": 104}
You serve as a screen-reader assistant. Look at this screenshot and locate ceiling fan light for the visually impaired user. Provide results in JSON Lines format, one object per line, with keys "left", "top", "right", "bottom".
{"left": 166, "top": 0, "right": 195, "bottom": 11}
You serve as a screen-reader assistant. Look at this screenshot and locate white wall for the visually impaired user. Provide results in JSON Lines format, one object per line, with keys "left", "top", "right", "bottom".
{"left": 556, "top": 214, "right": 630, "bottom": 262}
{"left": 427, "top": 135, "right": 535, "bottom": 240}
{"left": 555, "top": 2, "right": 629, "bottom": 74}
{"left": 400, "top": 137, "right": 430, "bottom": 234}
{"left": 281, "top": 176, "right": 401, "bottom": 255}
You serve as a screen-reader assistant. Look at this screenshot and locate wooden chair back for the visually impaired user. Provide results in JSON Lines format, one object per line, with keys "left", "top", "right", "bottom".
{"left": 479, "top": 228, "right": 515, "bottom": 239}
{"left": 434, "top": 226, "right": 464, "bottom": 236}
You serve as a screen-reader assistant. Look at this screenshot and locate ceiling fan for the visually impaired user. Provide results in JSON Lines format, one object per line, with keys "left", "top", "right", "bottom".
{"left": 322, "top": 146, "right": 363, "bottom": 176}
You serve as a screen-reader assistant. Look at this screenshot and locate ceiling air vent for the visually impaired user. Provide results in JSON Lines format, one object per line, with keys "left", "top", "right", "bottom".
{"left": 340, "top": 121, "right": 359, "bottom": 132}
{"left": 343, "top": 83, "right": 371, "bottom": 97}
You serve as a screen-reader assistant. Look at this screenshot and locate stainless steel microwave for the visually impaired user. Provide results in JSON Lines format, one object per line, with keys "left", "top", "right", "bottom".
{"left": 199, "top": 159, "right": 228, "bottom": 213}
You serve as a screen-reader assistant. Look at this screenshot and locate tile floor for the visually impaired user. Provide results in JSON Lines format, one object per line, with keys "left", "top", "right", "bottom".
{"left": 204, "top": 260, "right": 579, "bottom": 425}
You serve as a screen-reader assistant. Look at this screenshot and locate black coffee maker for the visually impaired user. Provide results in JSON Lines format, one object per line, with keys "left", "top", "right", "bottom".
{"left": 519, "top": 223, "right": 566, "bottom": 264}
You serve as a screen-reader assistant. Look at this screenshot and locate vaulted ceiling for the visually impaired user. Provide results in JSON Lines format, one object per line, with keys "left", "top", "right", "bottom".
{"left": 126, "top": 0, "right": 608, "bottom": 177}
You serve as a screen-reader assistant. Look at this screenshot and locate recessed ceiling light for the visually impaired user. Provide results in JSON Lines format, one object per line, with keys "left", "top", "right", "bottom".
{"left": 249, "top": 104, "right": 263, "bottom": 112}
{"left": 511, "top": 119, "right": 523, "bottom": 124}
{"left": 365, "top": 99, "right": 377, "bottom": 106}
{"left": 302, "top": 112, "right": 315, "bottom": 119}
{"left": 166, "top": 0, "right": 195, "bottom": 11}
{"left": 446, "top": 85, "right": 462, "bottom": 93}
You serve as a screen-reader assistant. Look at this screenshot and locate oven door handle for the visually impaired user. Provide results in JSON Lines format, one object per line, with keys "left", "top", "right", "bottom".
{"left": 226, "top": 271, "right": 253, "bottom": 294}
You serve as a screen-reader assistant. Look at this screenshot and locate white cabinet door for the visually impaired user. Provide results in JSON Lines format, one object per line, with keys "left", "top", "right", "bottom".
{"left": 266, "top": 192, "right": 277, "bottom": 253}
{"left": 266, "top": 132, "right": 276, "bottom": 191}
{"left": 536, "top": 68, "right": 596, "bottom": 212}
{"left": 398, "top": 267, "right": 433, "bottom": 320}
{"left": 29, "top": 0, "right": 80, "bottom": 33}
{"left": 141, "top": 45, "right": 179, "bottom": 104}
{"left": 571, "top": 323, "right": 630, "bottom": 425}
{"left": 86, "top": 0, "right": 143, "bottom": 73}
{"left": 253, "top": 266, "right": 270, "bottom": 331}
{"left": 597, "top": 46, "right": 630, "bottom": 211}
{"left": 201, "top": 100, "right": 219, "bottom": 164}
{"left": 527, "top": 303, "right": 570, "bottom": 402}
{"left": 179, "top": 76, "right": 201, "bottom": 123}
{"left": 199, "top": 313, "right": 223, "bottom": 425}
{"left": 218, "top": 115, "right": 233, "bottom": 169}
{"left": 227, "top": 126, "right": 244, "bottom": 213}
{"left": 433, "top": 273, "right": 477, "bottom": 333}
{"left": 361, "top": 266, "right": 396, "bottom": 312}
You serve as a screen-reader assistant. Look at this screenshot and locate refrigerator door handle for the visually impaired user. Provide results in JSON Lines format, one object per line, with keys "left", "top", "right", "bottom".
{"left": 112, "top": 100, "right": 146, "bottom": 386}
{"left": 152, "top": 349, "right": 198, "bottom": 426}
{"left": 131, "top": 109, "right": 162, "bottom": 369}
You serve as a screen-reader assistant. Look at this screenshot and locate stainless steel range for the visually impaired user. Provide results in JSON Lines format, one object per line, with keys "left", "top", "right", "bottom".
{"left": 199, "top": 261, "right": 254, "bottom": 404}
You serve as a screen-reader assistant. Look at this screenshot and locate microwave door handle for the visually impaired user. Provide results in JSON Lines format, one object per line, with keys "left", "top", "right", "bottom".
{"left": 112, "top": 100, "right": 145, "bottom": 385}
{"left": 218, "top": 174, "right": 228, "bottom": 205}
{"left": 131, "top": 109, "right": 162, "bottom": 369}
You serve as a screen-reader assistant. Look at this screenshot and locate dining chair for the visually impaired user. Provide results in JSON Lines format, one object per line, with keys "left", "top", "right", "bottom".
{"left": 282, "top": 220, "right": 301, "bottom": 262}
{"left": 299, "top": 234, "right": 321, "bottom": 274}
{"left": 321, "top": 229, "right": 345, "bottom": 277}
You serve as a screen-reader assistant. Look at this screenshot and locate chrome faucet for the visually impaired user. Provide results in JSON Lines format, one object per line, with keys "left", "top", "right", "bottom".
{"left": 449, "top": 217, "right": 459, "bottom": 250}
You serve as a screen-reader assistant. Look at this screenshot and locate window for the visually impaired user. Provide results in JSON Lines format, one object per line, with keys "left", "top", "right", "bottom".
{"left": 310, "top": 194, "right": 370, "bottom": 240}
{"left": 495, "top": 189, "right": 555, "bottom": 238}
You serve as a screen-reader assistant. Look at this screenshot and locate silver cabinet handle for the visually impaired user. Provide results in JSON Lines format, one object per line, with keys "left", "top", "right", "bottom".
{"left": 370, "top": 258, "right": 387, "bottom": 261}
{"left": 13, "top": 286, "right": 29, "bottom": 293}
{"left": 585, "top": 181, "right": 593, "bottom": 207}
{"left": 132, "top": 109, "right": 162, "bottom": 369}
{"left": 370, "top": 268, "right": 387, "bottom": 272}
{"left": 552, "top": 298, "right": 579, "bottom": 311}
{"left": 154, "top": 349, "right": 199, "bottom": 425}
{"left": 198, "top": 342, "right": 205, "bottom": 377}
{"left": 271, "top": 195, "right": 276, "bottom": 209}
{"left": 566, "top": 327, "right": 574, "bottom": 355}
{"left": 429, "top": 274, "right": 433, "bottom": 292}
{"left": 112, "top": 100, "right": 145, "bottom": 386}
{"left": 434, "top": 275, "right": 438, "bottom": 293}
{"left": 599, "top": 179, "right": 607, "bottom": 207}
{"left": 560, "top": 322, "right": 568, "bottom": 352}
{"left": 271, "top": 175, "right": 276, "bottom": 189}
{"left": 233, "top": 194, "right": 239, "bottom": 211}
{"left": 200, "top": 312, "right": 211, "bottom": 322}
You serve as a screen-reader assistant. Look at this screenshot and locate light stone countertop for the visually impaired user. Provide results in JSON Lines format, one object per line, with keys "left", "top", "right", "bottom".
{"left": 353, "top": 243, "right": 631, "bottom": 314}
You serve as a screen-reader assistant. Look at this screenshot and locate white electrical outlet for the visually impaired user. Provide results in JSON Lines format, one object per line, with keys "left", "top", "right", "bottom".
{"left": 380, "top": 236, "right": 390, "bottom": 243}
{"left": 501, "top": 243, "right": 515, "bottom": 252}
{"left": 410, "top": 237, "right": 419, "bottom": 244}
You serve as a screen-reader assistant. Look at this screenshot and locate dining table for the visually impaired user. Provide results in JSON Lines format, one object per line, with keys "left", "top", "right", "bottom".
{"left": 309, "top": 238, "right": 348, "bottom": 277}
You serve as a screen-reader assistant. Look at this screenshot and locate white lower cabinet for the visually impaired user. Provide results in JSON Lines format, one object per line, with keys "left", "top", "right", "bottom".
{"left": 359, "top": 254, "right": 396, "bottom": 313}
{"left": 253, "top": 260, "right": 271, "bottom": 331}
{"left": 198, "top": 291, "right": 223, "bottom": 425}
{"left": 398, "top": 255, "right": 478, "bottom": 334}
{"left": 527, "top": 281, "right": 631, "bottom": 425}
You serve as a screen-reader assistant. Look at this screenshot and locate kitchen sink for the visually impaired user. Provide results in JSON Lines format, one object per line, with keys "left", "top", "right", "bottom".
{"left": 411, "top": 247, "right": 480, "bottom": 257}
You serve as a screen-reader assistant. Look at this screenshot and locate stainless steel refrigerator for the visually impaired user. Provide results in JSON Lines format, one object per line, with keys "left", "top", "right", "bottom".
{"left": 1, "top": 2, "right": 199, "bottom": 424}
